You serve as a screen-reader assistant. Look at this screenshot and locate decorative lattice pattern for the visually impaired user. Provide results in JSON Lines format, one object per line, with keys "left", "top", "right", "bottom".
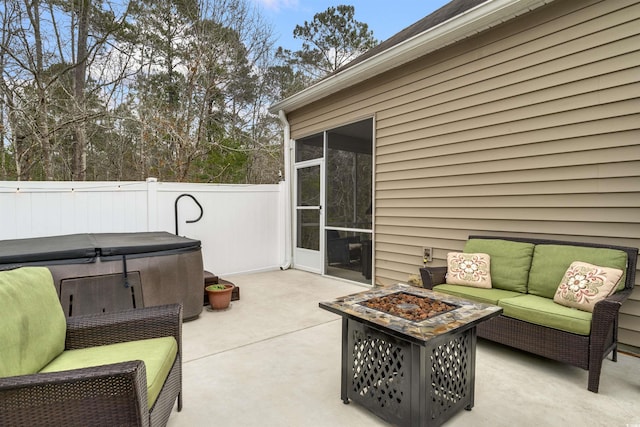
{"left": 350, "top": 329, "right": 408, "bottom": 416}
{"left": 429, "top": 334, "right": 470, "bottom": 419}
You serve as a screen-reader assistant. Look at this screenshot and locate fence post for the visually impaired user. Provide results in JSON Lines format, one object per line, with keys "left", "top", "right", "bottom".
{"left": 146, "top": 177, "right": 158, "bottom": 231}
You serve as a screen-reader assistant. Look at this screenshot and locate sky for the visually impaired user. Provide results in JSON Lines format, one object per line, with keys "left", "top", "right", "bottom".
{"left": 251, "top": 0, "right": 451, "bottom": 51}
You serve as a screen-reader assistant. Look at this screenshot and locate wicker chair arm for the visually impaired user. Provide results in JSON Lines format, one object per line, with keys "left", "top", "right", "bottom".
{"left": 419, "top": 267, "right": 448, "bottom": 289}
{"left": 0, "top": 361, "right": 149, "bottom": 427}
{"left": 66, "top": 303, "right": 182, "bottom": 351}
{"left": 592, "top": 288, "right": 632, "bottom": 323}
{"left": 600, "top": 287, "right": 632, "bottom": 305}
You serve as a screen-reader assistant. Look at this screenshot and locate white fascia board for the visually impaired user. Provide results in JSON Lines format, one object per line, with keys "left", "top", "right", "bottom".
{"left": 269, "top": 0, "right": 553, "bottom": 115}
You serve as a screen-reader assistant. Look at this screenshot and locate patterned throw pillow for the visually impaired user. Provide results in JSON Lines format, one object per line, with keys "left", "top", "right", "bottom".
{"left": 553, "top": 261, "right": 623, "bottom": 312}
{"left": 446, "top": 252, "right": 492, "bottom": 288}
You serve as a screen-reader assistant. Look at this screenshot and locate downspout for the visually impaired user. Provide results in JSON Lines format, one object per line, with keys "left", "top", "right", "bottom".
{"left": 278, "top": 109, "right": 292, "bottom": 270}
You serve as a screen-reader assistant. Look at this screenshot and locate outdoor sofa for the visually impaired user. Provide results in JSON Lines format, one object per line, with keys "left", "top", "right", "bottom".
{"left": 0, "top": 266, "right": 182, "bottom": 426}
{"left": 419, "top": 235, "right": 638, "bottom": 393}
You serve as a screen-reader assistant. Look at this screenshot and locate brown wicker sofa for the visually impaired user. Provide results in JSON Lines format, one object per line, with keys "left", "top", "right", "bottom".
{"left": 0, "top": 267, "right": 183, "bottom": 426}
{"left": 419, "top": 235, "right": 637, "bottom": 393}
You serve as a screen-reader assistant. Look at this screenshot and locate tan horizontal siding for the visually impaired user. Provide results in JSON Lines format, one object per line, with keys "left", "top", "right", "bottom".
{"left": 377, "top": 56, "right": 640, "bottom": 132}
{"left": 376, "top": 163, "right": 640, "bottom": 192}
{"left": 376, "top": 39, "right": 640, "bottom": 133}
{"left": 378, "top": 127, "right": 639, "bottom": 165}
{"left": 621, "top": 297, "right": 640, "bottom": 317}
{"left": 619, "top": 329, "right": 640, "bottom": 352}
{"left": 377, "top": 193, "right": 639, "bottom": 208}
{"left": 377, "top": 207, "right": 639, "bottom": 223}
{"left": 377, "top": 225, "right": 637, "bottom": 250}
{"left": 376, "top": 177, "right": 640, "bottom": 198}
{"left": 377, "top": 51, "right": 640, "bottom": 139}
{"left": 286, "top": 0, "right": 640, "bottom": 347}
{"left": 376, "top": 116, "right": 640, "bottom": 158}
{"left": 377, "top": 99, "right": 640, "bottom": 150}
{"left": 289, "top": 0, "right": 640, "bottom": 139}
{"left": 378, "top": 149, "right": 639, "bottom": 182}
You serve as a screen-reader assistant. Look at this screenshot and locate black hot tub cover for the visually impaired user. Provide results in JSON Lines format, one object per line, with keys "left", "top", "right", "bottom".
{"left": 0, "top": 232, "right": 201, "bottom": 267}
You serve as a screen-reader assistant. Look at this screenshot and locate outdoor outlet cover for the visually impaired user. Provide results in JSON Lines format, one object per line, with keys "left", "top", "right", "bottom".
{"left": 423, "top": 247, "right": 433, "bottom": 263}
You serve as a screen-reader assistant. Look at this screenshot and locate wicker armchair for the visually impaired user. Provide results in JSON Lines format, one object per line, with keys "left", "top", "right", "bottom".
{"left": 0, "top": 267, "right": 182, "bottom": 427}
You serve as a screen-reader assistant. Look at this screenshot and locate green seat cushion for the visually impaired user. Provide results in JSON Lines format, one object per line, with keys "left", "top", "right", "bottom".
{"left": 528, "top": 245, "right": 629, "bottom": 299}
{"left": 0, "top": 267, "right": 66, "bottom": 377}
{"left": 40, "top": 336, "right": 177, "bottom": 409}
{"left": 434, "top": 284, "right": 523, "bottom": 305}
{"left": 498, "top": 294, "right": 592, "bottom": 335}
{"left": 464, "top": 239, "right": 535, "bottom": 292}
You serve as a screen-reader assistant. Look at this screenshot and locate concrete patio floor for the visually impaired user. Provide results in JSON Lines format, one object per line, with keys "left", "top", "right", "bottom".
{"left": 168, "top": 269, "right": 639, "bottom": 427}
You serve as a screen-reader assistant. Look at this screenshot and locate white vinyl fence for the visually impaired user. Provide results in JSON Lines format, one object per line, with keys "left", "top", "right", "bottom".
{"left": 0, "top": 178, "right": 286, "bottom": 276}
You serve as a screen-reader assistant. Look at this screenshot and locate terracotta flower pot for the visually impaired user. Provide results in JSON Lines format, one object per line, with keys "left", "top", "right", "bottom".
{"left": 205, "top": 284, "right": 234, "bottom": 310}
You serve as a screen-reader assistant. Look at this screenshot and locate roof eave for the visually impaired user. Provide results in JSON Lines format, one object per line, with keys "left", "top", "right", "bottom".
{"left": 269, "top": 0, "right": 553, "bottom": 115}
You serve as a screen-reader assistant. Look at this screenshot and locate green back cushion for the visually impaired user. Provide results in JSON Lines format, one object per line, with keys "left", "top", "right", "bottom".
{"left": 528, "top": 245, "right": 628, "bottom": 299}
{"left": 464, "top": 239, "right": 535, "bottom": 292}
{"left": 0, "top": 267, "right": 66, "bottom": 377}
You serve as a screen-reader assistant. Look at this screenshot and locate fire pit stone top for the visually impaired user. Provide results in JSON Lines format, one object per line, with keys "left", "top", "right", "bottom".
{"left": 319, "top": 283, "right": 503, "bottom": 343}
{"left": 360, "top": 292, "right": 458, "bottom": 322}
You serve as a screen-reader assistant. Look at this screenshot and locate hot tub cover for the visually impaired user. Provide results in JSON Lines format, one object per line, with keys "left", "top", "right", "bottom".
{"left": 0, "top": 232, "right": 201, "bottom": 267}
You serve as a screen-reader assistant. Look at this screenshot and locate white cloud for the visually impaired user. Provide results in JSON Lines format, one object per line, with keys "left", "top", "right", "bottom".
{"left": 252, "top": 0, "right": 298, "bottom": 12}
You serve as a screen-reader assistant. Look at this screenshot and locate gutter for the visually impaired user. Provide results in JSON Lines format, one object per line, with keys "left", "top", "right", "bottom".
{"left": 269, "top": 0, "right": 553, "bottom": 115}
{"left": 278, "top": 110, "right": 292, "bottom": 270}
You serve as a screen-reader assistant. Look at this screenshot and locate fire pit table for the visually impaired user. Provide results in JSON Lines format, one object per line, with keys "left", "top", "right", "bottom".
{"left": 319, "top": 283, "right": 502, "bottom": 427}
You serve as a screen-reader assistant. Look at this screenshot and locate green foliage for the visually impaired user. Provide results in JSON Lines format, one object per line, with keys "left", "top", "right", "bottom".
{"left": 191, "top": 137, "right": 249, "bottom": 183}
{"left": 205, "top": 284, "right": 228, "bottom": 291}
{"left": 280, "top": 5, "right": 378, "bottom": 81}
{"left": 268, "top": 55, "right": 312, "bottom": 99}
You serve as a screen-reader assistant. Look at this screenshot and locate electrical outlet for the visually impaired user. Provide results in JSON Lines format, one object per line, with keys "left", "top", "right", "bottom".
{"left": 423, "top": 247, "right": 433, "bottom": 264}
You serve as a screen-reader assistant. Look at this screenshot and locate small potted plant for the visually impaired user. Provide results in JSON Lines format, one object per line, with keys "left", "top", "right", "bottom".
{"left": 205, "top": 283, "right": 235, "bottom": 310}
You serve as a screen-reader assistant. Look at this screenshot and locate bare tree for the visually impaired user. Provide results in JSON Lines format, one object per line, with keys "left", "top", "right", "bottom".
{"left": 24, "top": 0, "right": 54, "bottom": 179}
{"left": 72, "top": 0, "right": 90, "bottom": 180}
{"left": 0, "top": 0, "right": 138, "bottom": 180}
{"left": 0, "top": 1, "right": 12, "bottom": 179}
{"left": 131, "top": 0, "right": 279, "bottom": 182}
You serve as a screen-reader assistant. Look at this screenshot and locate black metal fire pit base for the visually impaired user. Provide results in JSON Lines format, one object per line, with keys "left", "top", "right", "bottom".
{"left": 342, "top": 318, "right": 475, "bottom": 427}
{"left": 320, "top": 284, "right": 502, "bottom": 427}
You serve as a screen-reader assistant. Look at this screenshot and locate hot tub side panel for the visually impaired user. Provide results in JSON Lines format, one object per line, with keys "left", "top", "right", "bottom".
{"left": 47, "top": 248, "right": 204, "bottom": 320}
{"left": 127, "top": 249, "right": 204, "bottom": 320}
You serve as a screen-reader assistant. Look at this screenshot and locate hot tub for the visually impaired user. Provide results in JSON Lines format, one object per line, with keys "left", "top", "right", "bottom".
{"left": 0, "top": 232, "right": 204, "bottom": 320}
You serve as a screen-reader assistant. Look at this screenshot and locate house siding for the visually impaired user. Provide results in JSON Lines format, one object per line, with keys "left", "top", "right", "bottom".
{"left": 286, "top": 0, "right": 640, "bottom": 347}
